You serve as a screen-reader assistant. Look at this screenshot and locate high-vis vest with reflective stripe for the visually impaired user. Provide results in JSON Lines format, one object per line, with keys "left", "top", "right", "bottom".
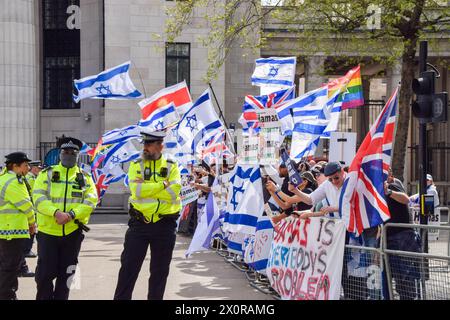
{"left": 128, "top": 156, "right": 181, "bottom": 223}
{"left": 0, "top": 171, "right": 35, "bottom": 240}
{"left": 32, "top": 163, "right": 98, "bottom": 237}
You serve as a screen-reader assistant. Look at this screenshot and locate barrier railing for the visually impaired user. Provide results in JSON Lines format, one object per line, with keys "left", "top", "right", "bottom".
{"left": 211, "top": 222, "right": 450, "bottom": 300}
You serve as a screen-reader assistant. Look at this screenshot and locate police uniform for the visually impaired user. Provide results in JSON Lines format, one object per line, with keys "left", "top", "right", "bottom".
{"left": 0, "top": 152, "right": 35, "bottom": 300}
{"left": 32, "top": 138, "right": 98, "bottom": 300}
{"left": 114, "top": 130, "right": 182, "bottom": 300}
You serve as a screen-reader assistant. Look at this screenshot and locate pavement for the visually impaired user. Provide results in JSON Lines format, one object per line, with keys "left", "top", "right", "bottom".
{"left": 17, "top": 214, "right": 273, "bottom": 300}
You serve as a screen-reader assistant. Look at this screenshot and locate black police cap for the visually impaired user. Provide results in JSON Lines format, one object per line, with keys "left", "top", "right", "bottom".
{"left": 5, "top": 152, "right": 32, "bottom": 164}
{"left": 57, "top": 137, "right": 83, "bottom": 151}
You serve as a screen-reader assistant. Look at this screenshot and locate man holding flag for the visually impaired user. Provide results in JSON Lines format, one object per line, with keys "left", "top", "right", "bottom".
{"left": 114, "top": 129, "right": 182, "bottom": 300}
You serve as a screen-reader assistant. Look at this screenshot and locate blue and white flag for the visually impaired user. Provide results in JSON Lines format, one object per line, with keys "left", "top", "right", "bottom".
{"left": 138, "top": 102, "right": 180, "bottom": 130}
{"left": 73, "top": 61, "right": 143, "bottom": 103}
{"left": 101, "top": 140, "right": 140, "bottom": 174}
{"left": 176, "top": 89, "right": 225, "bottom": 155}
{"left": 243, "top": 215, "right": 274, "bottom": 275}
{"left": 185, "top": 186, "right": 222, "bottom": 258}
{"left": 102, "top": 125, "right": 141, "bottom": 146}
{"left": 289, "top": 86, "right": 342, "bottom": 159}
{"left": 224, "top": 165, "right": 265, "bottom": 235}
{"left": 251, "top": 57, "right": 296, "bottom": 88}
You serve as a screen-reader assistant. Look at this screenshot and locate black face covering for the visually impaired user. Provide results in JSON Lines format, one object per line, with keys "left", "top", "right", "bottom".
{"left": 60, "top": 152, "right": 79, "bottom": 168}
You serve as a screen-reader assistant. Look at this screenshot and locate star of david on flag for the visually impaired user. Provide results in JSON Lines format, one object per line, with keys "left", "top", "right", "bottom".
{"left": 224, "top": 165, "right": 265, "bottom": 235}
{"left": 251, "top": 57, "right": 296, "bottom": 88}
{"left": 73, "top": 61, "right": 142, "bottom": 103}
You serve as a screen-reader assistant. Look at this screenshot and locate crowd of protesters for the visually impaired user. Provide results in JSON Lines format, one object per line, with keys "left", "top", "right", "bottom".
{"left": 176, "top": 155, "right": 440, "bottom": 300}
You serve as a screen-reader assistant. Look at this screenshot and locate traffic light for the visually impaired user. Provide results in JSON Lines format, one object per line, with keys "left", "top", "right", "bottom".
{"left": 412, "top": 70, "right": 448, "bottom": 123}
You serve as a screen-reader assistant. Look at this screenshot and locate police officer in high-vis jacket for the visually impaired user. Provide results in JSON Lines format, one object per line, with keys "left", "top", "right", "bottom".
{"left": 0, "top": 152, "right": 36, "bottom": 300}
{"left": 114, "top": 130, "right": 181, "bottom": 300}
{"left": 32, "top": 137, "right": 98, "bottom": 300}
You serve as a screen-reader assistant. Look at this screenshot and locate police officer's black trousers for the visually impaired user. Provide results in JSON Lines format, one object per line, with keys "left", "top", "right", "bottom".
{"left": 0, "top": 238, "right": 26, "bottom": 300}
{"left": 35, "top": 230, "right": 84, "bottom": 300}
{"left": 114, "top": 216, "right": 177, "bottom": 300}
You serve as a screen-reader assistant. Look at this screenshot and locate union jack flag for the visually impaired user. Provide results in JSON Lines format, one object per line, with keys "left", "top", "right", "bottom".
{"left": 200, "top": 129, "right": 234, "bottom": 165}
{"left": 238, "top": 86, "right": 295, "bottom": 132}
{"left": 339, "top": 88, "right": 398, "bottom": 235}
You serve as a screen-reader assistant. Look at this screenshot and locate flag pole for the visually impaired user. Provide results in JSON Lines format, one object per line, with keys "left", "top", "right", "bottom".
{"left": 208, "top": 83, "right": 228, "bottom": 129}
{"left": 208, "top": 83, "right": 236, "bottom": 154}
{"left": 131, "top": 61, "right": 147, "bottom": 97}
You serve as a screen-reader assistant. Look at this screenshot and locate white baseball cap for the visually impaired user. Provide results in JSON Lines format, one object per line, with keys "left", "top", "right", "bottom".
{"left": 426, "top": 174, "right": 433, "bottom": 181}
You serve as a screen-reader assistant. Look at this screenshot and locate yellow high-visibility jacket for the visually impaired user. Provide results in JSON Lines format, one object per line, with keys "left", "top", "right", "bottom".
{"left": 128, "top": 156, "right": 181, "bottom": 223}
{"left": 0, "top": 170, "right": 35, "bottom": 240}
{"left": 32, "top": 163, "right": 98, "bottom": 237}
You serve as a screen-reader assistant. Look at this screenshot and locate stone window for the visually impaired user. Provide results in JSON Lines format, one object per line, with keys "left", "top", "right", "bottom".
{"left": 43, "top": 0, "right": 80, "bottom": 109}
{"left": 166, "top": 43, "right": 190, "bottom": 88}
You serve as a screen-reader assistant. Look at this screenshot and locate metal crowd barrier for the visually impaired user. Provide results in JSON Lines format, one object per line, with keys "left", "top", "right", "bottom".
{"left": 382, "top": 223, "right": 450, "bottom": 300}
{"left": 210, "top": 222, "right": 450, "bottom": 300}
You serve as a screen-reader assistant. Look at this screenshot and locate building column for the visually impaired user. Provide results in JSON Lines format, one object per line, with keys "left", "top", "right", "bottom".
{"left": 305, "top": 56, "right": 326, "bottom": 91}
{"left": 79, "top": 0, "right": 104, "bottom": 143}
{"left": 0, "top": 0, "right": 39, "bottom": 160}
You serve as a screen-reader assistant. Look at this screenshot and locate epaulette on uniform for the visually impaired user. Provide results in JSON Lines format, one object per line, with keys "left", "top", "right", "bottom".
{"left": 41, "top": 166, "right": 53, "bottom": 173}
{"left": 166, "top": 159, "right": 175, "bottom": 164}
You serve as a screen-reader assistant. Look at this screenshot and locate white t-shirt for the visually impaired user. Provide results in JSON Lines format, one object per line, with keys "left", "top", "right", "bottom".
{"left": 309, "top": 174, "right": 346, "bottom": 210}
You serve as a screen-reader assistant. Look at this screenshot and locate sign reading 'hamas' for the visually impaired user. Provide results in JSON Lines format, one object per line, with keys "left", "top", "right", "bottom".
{"left": 255, "top": 108, "right": 280, "bottom": 128}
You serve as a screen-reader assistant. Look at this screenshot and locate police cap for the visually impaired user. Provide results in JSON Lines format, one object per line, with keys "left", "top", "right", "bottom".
{"left": 141, "top": 130, "right": 166, "bottom": 143}
{"left": 57, "top": 137, "right": 83, "bottom": 151}
{"left": 5, "top": 152, "right": 32, "bottom": 165}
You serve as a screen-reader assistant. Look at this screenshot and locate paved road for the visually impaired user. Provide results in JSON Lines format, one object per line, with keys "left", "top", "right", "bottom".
{"left": 18, "top": 214, "right": 273, "bottom": 300}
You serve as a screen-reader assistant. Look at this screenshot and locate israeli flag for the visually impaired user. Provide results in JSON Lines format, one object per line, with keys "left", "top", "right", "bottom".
{"left": 73, "top": 61, "right": 143, "bottom": 103}
{"left": 251, "top": 57, "right": 296, "bottom": 88}
{"left": 224, "top": 165, "right": 265, "bottom": 235}
{"left": 176, "top": 89, "right": 225, "bottom": 155}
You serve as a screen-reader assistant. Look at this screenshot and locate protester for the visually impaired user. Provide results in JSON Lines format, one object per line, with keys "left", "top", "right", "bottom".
{"left": 409, "top": 173, "right": 440, "bottom": 208}
{"left": 384, "top": 168, "right": 421, "bottom": 300}
{"left": 289, "top": 161, "right": 346, "bottom": 219}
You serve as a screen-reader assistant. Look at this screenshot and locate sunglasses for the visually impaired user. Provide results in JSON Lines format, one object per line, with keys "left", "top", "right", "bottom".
{"left": 328, "top": 175, "right": 341, "bottom": 182}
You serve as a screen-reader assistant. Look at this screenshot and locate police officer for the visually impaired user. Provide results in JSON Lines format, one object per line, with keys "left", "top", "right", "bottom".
{"left": 114, "top": 130, "right": 182, "bottom": 300}
{"left": 0, "top": 152, "right": 36, "bottom": 300}
{"left": 22, "top": 161, "right": 43, "bottom": 260}
{"left": 32, "top": 137, "right": 98, "bottom": 300}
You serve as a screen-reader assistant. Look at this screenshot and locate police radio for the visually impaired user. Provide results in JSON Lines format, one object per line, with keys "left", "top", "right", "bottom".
{"left": 52, "top": 171, "right": 60, "bottom": 182}
{"left": 160, "top": 167, "right": 168, "bottom": 178}
{"left": 144, "top": 167, "right": 151, "bottom": 180}
{"left": 76, "top": 172, "right": 86, "bottom": 188}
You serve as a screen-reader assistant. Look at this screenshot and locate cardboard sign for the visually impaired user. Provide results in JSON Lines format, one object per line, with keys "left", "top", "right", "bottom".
{"left": 180, "top": 186, "right": 199, "bottom": 207}
{"left": 280, "top": 149, "right": 302, "bottom": 187}
{"left": 255, "top": 108, "right": 280, "bottom": 128}
{"left": 267, "top": 216, "right": 347, "bottom": 300}
{"left": 329, "top": 132, "right": 357, "bottom": 166}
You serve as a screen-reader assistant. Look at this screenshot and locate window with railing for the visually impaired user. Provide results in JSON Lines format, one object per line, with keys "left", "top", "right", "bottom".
{"left": 43, "top": 0, "right": 80, "bottom": 109}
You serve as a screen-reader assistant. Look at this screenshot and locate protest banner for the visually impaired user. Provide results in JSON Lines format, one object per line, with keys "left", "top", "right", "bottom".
{"left": 180, "top": 186, "right": 200, "bottom": 207}
{"left": 259, "top": 127, "right": 281, "bottom": 165}
{"left": 240, "top": 135, "right": 259, "bottom": 164}
{"left": 267, "top": 216, "right": 346, "bottom": 300}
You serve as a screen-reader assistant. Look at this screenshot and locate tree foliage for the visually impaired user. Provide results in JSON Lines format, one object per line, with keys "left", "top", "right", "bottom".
{"left": 165, "top": 0, "right": 450, "bottom": 179}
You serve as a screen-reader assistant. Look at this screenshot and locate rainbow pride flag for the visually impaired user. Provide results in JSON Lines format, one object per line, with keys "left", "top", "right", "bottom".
{"left": 328, "top": 65, "right": 364, "bottom": 110}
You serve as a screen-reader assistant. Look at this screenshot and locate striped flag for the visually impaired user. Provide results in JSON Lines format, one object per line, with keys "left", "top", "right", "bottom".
{"left": 239, "top": 86, "right": 295, "bottom": 132}
{"left": 251, "top": 57, "right": 296, "bottom": 88}
{"left": 339, "top": 88, "right": 398, "bottom": 235}
{"left": 224, "top": 165, "right": 264, "bottom": 235}
{"left": 73, "top": 61, "right": 142, "bottom": 103}
{"left": 139, "top": 81, "right": 192, "bottom": 118}
{"left": 328, "top": 65, "right": 364, "bottom": 110}
{"left": 138, "top": 102, "right": 180, "bottom": 131}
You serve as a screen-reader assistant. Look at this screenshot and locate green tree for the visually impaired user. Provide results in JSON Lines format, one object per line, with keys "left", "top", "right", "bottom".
{"left": 166, "top": 0, "right": 449, "bottom": 179}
